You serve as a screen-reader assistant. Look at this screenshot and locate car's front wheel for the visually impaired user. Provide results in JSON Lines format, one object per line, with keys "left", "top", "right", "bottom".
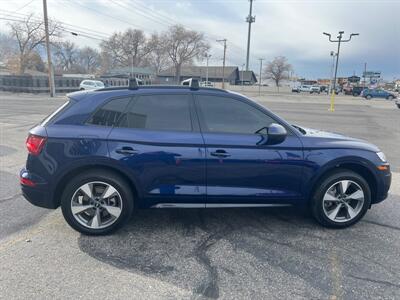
{"left": 366, "top": 95, "right": 372, "bottom": 100}
{"left": 387, "top": 95, "right": 394, "bottom": 100}
{"left": 61, "top": 170, "right": 133, "bottom": 235}
{"left": 311, "top": 170, "right": 371, "bottom": 228}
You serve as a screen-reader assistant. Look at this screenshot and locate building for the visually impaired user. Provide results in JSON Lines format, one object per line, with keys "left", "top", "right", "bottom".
{"left": 158, "top": 66, "right": 256, "bottom": 85}
{"left": 238, "top": 70, "right": 258, "bottom": 85}
{"left": 100, "top": 67, "right": 155, "bottom": 86}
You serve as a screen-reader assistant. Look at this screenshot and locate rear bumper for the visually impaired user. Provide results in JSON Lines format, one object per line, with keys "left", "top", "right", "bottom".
{"left": 20, "top": 168, "right": 57, "bottom": 209}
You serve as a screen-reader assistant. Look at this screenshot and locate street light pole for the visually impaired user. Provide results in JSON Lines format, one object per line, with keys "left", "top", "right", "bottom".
{"left": 205, "top": 53, "right": 211, "bottom": 83}
{"left": 258, "top": 58, "right": 264, "bottom": 96}
{"left": 329, "top": 51, "right": 337, "bottom": 94}
{"left": 323, "top": 31, "right": 359, "bottom": 111}
{"left": 245, "top": 0, "right": 255, "bottom": 71}
{"left": 241, "top": 63, "right": 245, "bottom": 87}
{"left": 217, "top": 39, "right": 227, "bottom": 89}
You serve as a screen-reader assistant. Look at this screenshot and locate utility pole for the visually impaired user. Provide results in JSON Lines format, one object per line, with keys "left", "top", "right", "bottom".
{"left": 363, "top": 62, "right": 367, "bottom": 88}
{"left": 205, "top": 53, "right": 211, "bottom": 83}
{"left": 245, "top": 0, "right": 255, "bottom": 71}
{"left": 217, "top": 39, "right": 227, "bottom": 89}
{"left": 323, "top": 31, "right": 359, "bottom": 111}
{"left": 42, "top": 0, "right": 55, "bottom": 97}
{"left": 258, "top": 58, "right": 264, "bottom": 96}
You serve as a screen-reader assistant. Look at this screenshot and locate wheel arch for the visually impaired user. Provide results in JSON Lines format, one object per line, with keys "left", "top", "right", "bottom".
{"left": 53, "top": 162, "right": 140, "bottom": 208}
{"left": 306, "top": 160, "right": 378, "bottom": 205}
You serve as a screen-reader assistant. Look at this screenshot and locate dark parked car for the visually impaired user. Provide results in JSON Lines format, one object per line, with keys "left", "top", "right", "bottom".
{"left": 351, "top": 86, "right": 366, "bottom": 96}
{"left": 21, "top": 79, "right": 391, "bottom": 235}
{"left": 344, "top": 86, "right": 365, "bottom": 96}
{"left": 362, "top": 88, "right": 396, "bottom": 100}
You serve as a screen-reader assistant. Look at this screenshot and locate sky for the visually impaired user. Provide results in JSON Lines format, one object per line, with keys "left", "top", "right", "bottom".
{"left": 0, "top": 0, "right": 399, "bottom": 80}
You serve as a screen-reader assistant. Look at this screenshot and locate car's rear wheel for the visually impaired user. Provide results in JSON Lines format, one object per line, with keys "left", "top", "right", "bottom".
{"left": 311, "top": 170, "right": 371, "bottom": 228}
{"left": 61, "top": 170, "right": 133, "bottom": 235}
{"left": 387, "top": 95, "right": 394, "bottom": 100}
{"left": 366, "top": 95, "right": 372, "bottom": 100}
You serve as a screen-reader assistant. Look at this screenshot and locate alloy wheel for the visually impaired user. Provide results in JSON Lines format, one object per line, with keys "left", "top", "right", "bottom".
{"left": 70, "top": 181, "right": 123, "bottom": 229}
{"left": 322, "top": 180, "right": 365, "bottom": 223}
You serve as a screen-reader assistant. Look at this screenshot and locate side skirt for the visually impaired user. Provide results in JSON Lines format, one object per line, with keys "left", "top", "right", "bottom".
{"left": 151, "top": 203, "right": 292, "bottom": 209}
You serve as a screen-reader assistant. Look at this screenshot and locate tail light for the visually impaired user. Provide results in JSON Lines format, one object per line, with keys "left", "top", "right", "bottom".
{"left": 26, "top": 134, "right": 47, "bottom": 155}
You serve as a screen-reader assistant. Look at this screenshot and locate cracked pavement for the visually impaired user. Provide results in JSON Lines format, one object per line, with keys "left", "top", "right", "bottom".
{"left": 0, "top": 91, "right": 399, "bottom": 299}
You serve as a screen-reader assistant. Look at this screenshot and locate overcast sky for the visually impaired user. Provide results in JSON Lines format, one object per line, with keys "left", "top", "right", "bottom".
{"left": 1, "top": 0, "right": 399, "bottom": 79}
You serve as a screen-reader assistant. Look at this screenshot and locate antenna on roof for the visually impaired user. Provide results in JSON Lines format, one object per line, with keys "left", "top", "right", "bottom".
{"left": 181, "top": 78, "right": 199, "bottom": 90}
{"left": 128, "top": 77, "right": 143, "bottom": 90}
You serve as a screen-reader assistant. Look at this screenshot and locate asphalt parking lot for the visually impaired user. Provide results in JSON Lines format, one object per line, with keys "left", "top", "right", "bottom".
{"left": 0, "top": 91, "right": 399, "bottom": 299}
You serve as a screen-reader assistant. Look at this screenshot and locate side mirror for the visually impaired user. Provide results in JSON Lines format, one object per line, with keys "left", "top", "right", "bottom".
{"left": 266, "top": 123, "right": 287, "bottom": 145}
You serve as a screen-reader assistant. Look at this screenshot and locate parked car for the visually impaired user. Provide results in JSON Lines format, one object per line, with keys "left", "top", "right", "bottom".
{"left": 310, "top": 86, "right": 320, "bottom": 94}
{"left": 79, "top": 80, "right": 105, "bottom": 90}
{"left": 291, "top": 87, "right": 300, "bottom": 93}
{"left": 361, "top": 88, "right": 396, "bottom": 100}
{"left": 295, "top": 85, "right": 320, "bottom": 94}
{"left": 396, "top": 100, "right": 400, "bottom": 109}
{"left": 21, "top": 80, "right": 391, "bottom": 235}
{"left": 200, "top": 81, "right": 214, "bottom": 87}
{"left": 351, "top": 86, "right": 366, "bottom": 96}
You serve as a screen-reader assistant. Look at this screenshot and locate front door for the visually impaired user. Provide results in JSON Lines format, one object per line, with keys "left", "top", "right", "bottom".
{"left": 107, "top": 93, "right": 206, "bottom": 208}
{"left": 194, "top": 94, "right": 304, "bottom": 206}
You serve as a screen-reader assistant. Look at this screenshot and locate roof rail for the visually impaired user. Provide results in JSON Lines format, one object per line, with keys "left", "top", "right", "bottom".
{"left": 129, "top": 77, "right": 143, "bottom": 90}
{"left": 181, "top": 78, "right": 199, "bottom": 90}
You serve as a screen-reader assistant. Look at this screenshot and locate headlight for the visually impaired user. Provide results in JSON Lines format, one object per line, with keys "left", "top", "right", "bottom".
{"left": 376, "top": 151, "right": 387, "bottom": 162}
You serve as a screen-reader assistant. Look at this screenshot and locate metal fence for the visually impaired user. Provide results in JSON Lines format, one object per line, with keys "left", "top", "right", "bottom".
{"left": 0, "top": 75, "right": 83, "bottom": 93}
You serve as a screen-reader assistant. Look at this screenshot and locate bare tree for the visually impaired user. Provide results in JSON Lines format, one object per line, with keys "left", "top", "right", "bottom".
{"left": 163, "top": 25, "right": 209, "bottom": 83}
{"left": 54, "top": 41, "right": 78, "bottom": 72}
{"left": 100, "top": 28, "right": 153, "bottom": 71}
{"left": 264, "top": 56, "right": 292, "bottom": 91}
{"left": 0, "top": 33, "right": 17, "bottom": 64}
{"left": 8, "top": 14, "right": 60, "bottom": 74}
{"left": 77, "top": 47, "right": 101, "bottom": 73}
{"left": 146, "top": 33, "right": 171, "bottom": 75}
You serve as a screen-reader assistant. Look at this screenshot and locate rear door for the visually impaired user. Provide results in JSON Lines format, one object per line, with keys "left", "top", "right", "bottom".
{"left": 194, "top": 94, "right": 304, "bottom": 206}
{"left": 107, "top": 93, "right": 206, "bottom": 208}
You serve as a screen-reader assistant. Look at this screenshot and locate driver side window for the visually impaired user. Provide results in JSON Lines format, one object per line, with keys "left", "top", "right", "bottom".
{"left": 196, "top": 95, "right": 275, "bottom": 134}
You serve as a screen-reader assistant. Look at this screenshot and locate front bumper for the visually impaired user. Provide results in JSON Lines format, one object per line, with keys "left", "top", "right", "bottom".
{"left": 20, "top": 168, "right": 57, "bottom": 209}
{"left": 373, "top": 166, "right": 391, "bottom": 204}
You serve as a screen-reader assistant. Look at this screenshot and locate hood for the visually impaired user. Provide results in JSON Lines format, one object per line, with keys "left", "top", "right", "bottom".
{"left": 300, "top": 127, "right": 380, "bottom": 152}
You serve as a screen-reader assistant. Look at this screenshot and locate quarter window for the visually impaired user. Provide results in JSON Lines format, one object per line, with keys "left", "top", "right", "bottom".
{"left": 196, "top": 95, "right": 275, "bottom": 134}
{"left": 87, "top": 97, "right": 130, "bottom": 127}
{"left": 119, "top": 94, "right": 192, "bottom": 132}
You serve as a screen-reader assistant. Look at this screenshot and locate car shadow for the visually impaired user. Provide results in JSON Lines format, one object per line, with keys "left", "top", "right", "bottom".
{"left": 77, "top": 207, "right": 324, "bottom": 298}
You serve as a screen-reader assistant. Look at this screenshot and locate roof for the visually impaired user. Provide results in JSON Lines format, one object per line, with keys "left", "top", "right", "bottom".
{"left": 158, "top": 66, "right": 238, "bottom": 79}
{"left": 101, "top": 66, "right": 155, "bottom": 77}
{"left": 238, "top": 70, "right": 257, "bottom": 82}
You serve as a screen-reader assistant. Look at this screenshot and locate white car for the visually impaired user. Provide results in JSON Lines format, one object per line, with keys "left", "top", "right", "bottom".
{"left": 200, "top": 81, "right": 214, "bottom": 87}
{"left": 298, "top": 85, "right": 320, "bottom": 94}
{"left": 79, "top": 80, "right": 105, "bottom": 91}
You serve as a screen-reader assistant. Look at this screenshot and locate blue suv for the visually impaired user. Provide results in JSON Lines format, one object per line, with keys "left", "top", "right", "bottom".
{"left": 21, "top": 79, "right": 391, "bottom": 235}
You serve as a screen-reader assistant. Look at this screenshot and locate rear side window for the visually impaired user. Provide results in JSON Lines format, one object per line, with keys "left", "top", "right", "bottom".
{"left": 87, "top": 97, "right": 130, "bottom": 127}
{"left": 118, "top": 94, "right": 192, "bottom": 132}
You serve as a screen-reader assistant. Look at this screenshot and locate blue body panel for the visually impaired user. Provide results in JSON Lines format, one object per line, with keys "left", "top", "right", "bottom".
{"left": 21, "top": 87, "right": 391, "bottom": 209}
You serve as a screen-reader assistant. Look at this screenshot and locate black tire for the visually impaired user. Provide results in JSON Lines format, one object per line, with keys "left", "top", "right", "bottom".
{"left": 61, "top": 169, "right": 134, "bottom": 235}
{"left": 311, "top": 169, "right": 371, "bottom": 228}
{"left": 79, "top": 88, "right": 84, "bottom": 91}
{"left": 366, "top": 95, "right": 372, "bottom": 100}
{"left": 387, "top": 95, "right": 394, "bottom": 100}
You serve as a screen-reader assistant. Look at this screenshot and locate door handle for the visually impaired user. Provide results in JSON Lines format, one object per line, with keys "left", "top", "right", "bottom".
{"left": 115, "top": 146, "right": 138, "bottom": 155}
{"left": 210, "top": 149, "right": 231, "bottom": 158}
